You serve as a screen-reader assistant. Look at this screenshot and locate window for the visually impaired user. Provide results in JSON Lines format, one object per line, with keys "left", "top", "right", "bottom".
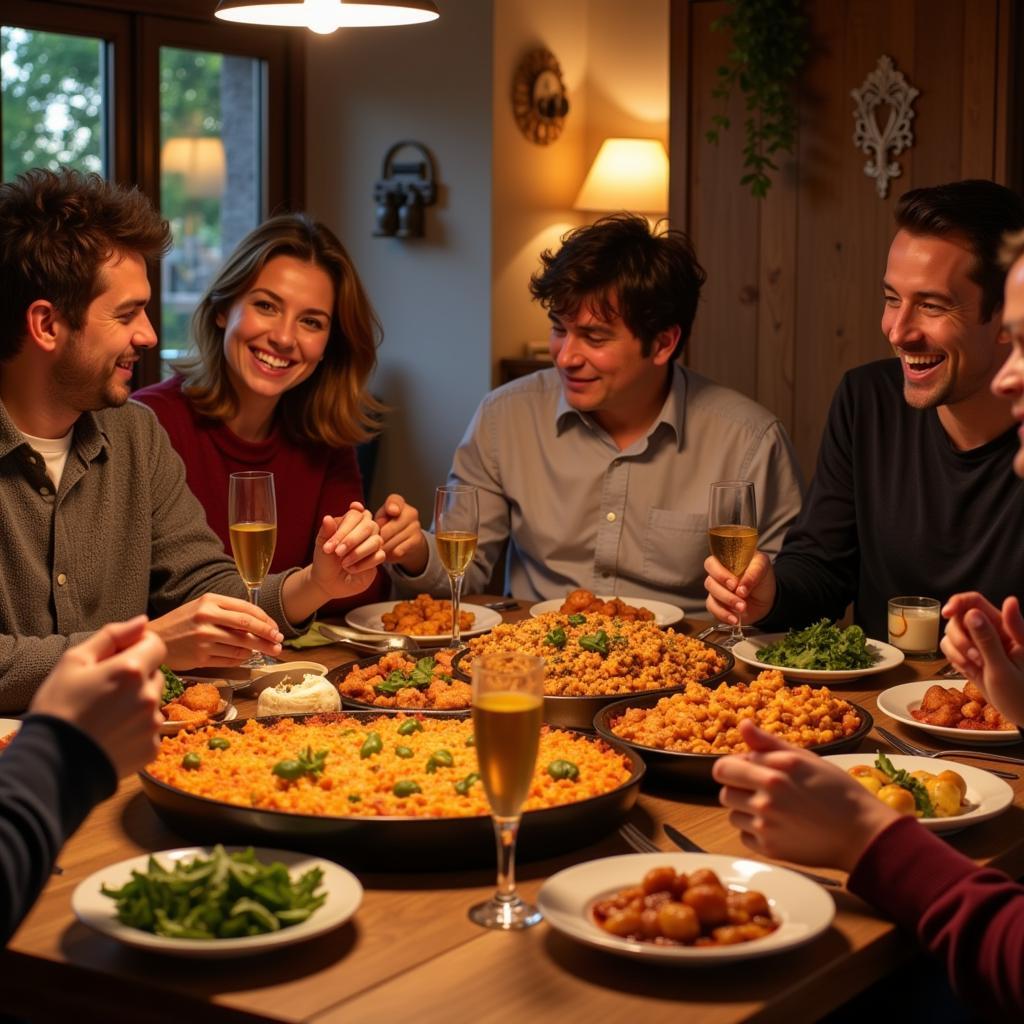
{"left": 0, "top": 0, "right": 304, "bottom": 387}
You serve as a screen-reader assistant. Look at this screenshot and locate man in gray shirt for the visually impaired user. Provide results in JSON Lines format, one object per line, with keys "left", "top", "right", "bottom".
{"left": 378, "top": 214, "right": 803, "bottom": 613}
{"left": 0, "top": 169, "right": 383, "bottom": 710}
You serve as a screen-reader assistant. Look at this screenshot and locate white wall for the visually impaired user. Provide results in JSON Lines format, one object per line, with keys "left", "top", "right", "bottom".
{"left": 305, "top": 0, "right": 494, "bottom": 518}
{"left": 305, "top": 0, "right": 667, "bottom": 517}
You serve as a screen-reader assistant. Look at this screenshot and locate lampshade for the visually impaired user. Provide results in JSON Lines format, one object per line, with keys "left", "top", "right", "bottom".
{"left": 161, "top": 137, "right": 227, "bottom": 199}
{"left": 215, "top": 0, "right": 440, "bottom": 34}
{"left": 574, "top": 138, "right": 669, "bottom": 214}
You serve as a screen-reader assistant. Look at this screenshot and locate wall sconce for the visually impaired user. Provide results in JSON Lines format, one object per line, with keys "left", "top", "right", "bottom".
{"left": 373, "top": 141, "right": 437, "bottom": 239}
{"left": 574, "top": 137, "right": 669, "bottom": 216}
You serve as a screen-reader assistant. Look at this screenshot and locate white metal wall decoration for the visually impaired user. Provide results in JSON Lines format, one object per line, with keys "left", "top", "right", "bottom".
{"left": 851, "top": 55, "right": 919, "bottom": 199}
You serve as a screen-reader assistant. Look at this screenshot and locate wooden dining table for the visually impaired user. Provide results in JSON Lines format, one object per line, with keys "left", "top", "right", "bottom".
{"left": 5, "top": 598, "right": 1024, "bottom": 1024}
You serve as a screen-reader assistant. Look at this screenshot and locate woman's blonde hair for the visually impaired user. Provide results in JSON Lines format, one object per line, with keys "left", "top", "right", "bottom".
{"left": 177, "top": 213, "right": 384, "bottom": 447}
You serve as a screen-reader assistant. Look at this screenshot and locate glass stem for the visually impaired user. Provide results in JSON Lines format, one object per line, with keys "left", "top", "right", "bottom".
{"left": 492, "top": 816, "right": 521, "bottom": 904}
{"left": 449, "top": 571, "right": 464, "bottom": 648}
{"left": 247, "top": 583, "right": 262, "bottom": 659}
{"left": 731, "top": 609, "right": 743, "bottom": 641}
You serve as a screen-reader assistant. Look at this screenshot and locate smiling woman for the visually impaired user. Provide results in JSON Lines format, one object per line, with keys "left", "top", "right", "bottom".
{"left": 133, "top": 214, "right": 389, "bottom": 612}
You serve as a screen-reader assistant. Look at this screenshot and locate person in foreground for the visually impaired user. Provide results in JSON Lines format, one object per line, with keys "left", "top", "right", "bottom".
{"left": 133, "top": 213, "right": 388, "bottom": 612}
{"left": 0, "top": 169, "right": 383, "bottom": 711}
{"left": 713, "top": 717, "right": 1024, "bottom": 1017}
{"left": 380, "top": 214, "right": 803, "bottom": 612}
{"left": 705, "top": 180, "right": 1024, "bottom": 639}
{"left": 940, "top": 227, "right": 1024, "bottom": 724}
{"left": 1, "top": 617, "right": 165, "bottom": 943}
{"left": 714, "top": 231, "right": 1024, "bottom": 1018}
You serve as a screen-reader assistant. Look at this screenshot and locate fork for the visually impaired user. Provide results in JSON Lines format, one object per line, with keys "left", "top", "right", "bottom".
{"left": 875, "top": 725, "right": 1019, "bottom": 779}
{"left": 314, "top": 623, "right": 423, "bottom": 656}
{"left": 619, "top": 822, "right": 663, "bottom": 853}
{"left": 483, "top": 600, "right": 520, "bottom": 611}
{"left": 938, "top": 663, "right": 966, "bottom": 679}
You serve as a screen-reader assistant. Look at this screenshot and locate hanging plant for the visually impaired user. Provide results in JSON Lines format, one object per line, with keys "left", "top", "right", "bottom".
{"left": 705, "top": 0, "right": 809, "bottom": 198}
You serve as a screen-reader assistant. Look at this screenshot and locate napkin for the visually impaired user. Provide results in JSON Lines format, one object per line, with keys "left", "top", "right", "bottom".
{"left": 283, "top": 622, "right": 336, "bottom": 649}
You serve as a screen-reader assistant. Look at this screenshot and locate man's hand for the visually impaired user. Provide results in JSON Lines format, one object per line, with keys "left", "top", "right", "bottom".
{"left": 713, "top": 720, "right": 900, "bottom": 873}
{"left": 30, "top": 616, "right": 167, "bottom": 777}
{"left": 941, "top": 593, "right": 1024, "bottom": 726}
{"left": 704, "top": 550, "right": 776, "bottom": 626}
{"left": 149, "top": 594, "right": 284, "bottom": 668}
{"left": 374, "top": 493, "right": 428, "bottom": 573}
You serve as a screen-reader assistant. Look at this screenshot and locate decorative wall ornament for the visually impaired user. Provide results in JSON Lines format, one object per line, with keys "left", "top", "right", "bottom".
{"left": 851, "top": 55, "right": 919, "bottom": 199}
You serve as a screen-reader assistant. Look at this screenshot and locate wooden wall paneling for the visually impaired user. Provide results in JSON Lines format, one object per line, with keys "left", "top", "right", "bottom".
{"left": 961, "top": 0, "right": 998, "bottom": 180}
{"left": 668, "top": 0, "right": 691, "bottom": 231}
{"left": 685, "top": 0, "right": 761, "bottom": 400}
{"left": 994, "top": 0, "right": 1019, "bottom": 185}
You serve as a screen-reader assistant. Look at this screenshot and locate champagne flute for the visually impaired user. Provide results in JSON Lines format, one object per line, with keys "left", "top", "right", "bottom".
{"left": 469, "top": 650, "right": 545, "bottom": 930}
{"left": 228, "top": 471, "right": 278, "bottom": 668}
{"left": 708, "top": 480, "right": 758, "bottom": 643}
{"left": 434, "top": 485, "right": 479, "bottom": 650}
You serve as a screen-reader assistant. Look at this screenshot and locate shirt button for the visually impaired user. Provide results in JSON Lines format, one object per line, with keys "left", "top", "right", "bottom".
{"left": 56, "top": 573, "right": 67, "bottom": 586}
{"left": 606, "top": 512, "right": 616, "bottom": 523}
{"left": 39, "top": 486, "right": 50, "bottom": 496}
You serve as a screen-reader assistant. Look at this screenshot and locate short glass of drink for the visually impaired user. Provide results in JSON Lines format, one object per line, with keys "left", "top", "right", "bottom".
{"left": 887, "top": 596, "right": 941, "bottom": 659}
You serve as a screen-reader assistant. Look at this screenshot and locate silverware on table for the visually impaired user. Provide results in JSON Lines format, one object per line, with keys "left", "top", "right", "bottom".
{"left": 695, "top": 624, "right": 728, "bottom": 641}
{"left": 875, "top": 725, "right": 1019, "bottom": 780}
{"left": 314, "top": 623, "right": 423, "bottom": 656}
{"left": 483, "top": 600, "right": 520, "bottom": 611}
{"left": 618, "top": 822, "right": 663, "bottom": 853}
{"left": 661, "top": 824, "right": 842, "bottom": 888}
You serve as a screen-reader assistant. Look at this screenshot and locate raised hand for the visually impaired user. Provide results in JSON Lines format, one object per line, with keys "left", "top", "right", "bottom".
{"left": 704, "top": 550, "right": 776, "bottom": 627}
{"left": 30, "top": 616, "right": 167, "bottom": 777}
{"left": 712, "top": 719, "right": 900, "bottom": 873}
{"left": 942, "top": 593, "right": 1024, "bottom": 726}
{"left": 374, "top": 492, "right": 428, "bottom": 572}
{"left": 311, "top": 503, "right": 385, "bottom": 598}
{"left": 149, "top": 594, "right": 284, "bottom": 669}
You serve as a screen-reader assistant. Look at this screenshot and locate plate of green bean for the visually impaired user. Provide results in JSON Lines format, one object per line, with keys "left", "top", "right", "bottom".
{"left": 72, "top": 844, "right": 361, "bottom": 957}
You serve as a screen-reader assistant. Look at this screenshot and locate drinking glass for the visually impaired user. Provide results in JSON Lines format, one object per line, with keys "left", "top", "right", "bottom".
{"left": 434, "top": 485, "right": 479, "bottom": 650}
{"left": 888, "top": 596, "right": 941, "bottom": 658}
{"left": 469, "top": 650, "right": 544, "bottom": 930}
{"left": 708, "top": 480, "right": 758, "bottom": 643}
{"left": 228, "top": 471, "right": 278, "bottom": 668}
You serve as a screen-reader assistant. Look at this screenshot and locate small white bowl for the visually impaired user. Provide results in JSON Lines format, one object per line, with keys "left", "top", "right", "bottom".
{"left": 246, "top": 661, "right": 329, "bottom": 696}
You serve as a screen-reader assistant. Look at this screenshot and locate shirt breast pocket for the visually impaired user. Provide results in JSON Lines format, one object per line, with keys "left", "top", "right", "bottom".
{"left": 641, "top": 508, "right": 707, "bottom": 590}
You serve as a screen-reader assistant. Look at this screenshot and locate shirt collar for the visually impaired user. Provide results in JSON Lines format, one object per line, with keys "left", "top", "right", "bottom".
{"left": 554, "top": 362, "right": 688, "bottom": 451}
{"left": 0, "top": 399, "right": 108, "bottom": 464}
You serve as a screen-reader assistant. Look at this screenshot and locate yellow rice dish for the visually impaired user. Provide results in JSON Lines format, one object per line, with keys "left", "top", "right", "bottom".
{"left": 147, "top": 714, "right": 634, "bottom": 818}
{"left": 463, "top": 612, "right": 729, "bottom": 697}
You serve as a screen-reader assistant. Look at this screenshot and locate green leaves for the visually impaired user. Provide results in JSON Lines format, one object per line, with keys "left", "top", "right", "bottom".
{"left": 273, "top": 746, "right": 329, "bottom": 780}
{"left": 875, "top": 752, "right": 935, "bottom": 818}
{"left": 160, "top": 665, "right": 185, "bottom": 706}
{"left": 544, "top": 627, "right": 568, "bottom": 649}
{"left": 99, "top": 845, "right": 326, "bottom": 939}
{"left": 375, "top": 657, "right": 437, "bottom": 695}
{"left": 705, "top": 0, "right": 808, "bottom": 197}
{"left": 758, "top": 619, "right": 879, "bottom": 671}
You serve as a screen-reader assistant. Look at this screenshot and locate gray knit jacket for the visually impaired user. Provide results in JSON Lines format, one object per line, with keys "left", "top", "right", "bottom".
{"left": 0, "top": 398, "right": 303, "bottom": 712}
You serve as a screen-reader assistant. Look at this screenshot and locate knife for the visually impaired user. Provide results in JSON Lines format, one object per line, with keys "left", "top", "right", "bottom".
{"left": 662, "top": 824, "right": 843, "bottom": 889}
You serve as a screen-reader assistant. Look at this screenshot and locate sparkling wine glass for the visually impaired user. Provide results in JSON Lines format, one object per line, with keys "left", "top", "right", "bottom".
{"left": 228, "top": 471, "right": 278, "bottom": 668}
{"left": 469, "top": 650, "right": 545, "bottom": 930}
{"left": 708, "top": 480, "right": 758, "bottom": 644}
{"left": 434, "top": 485, "right": 479, "bottom": 650}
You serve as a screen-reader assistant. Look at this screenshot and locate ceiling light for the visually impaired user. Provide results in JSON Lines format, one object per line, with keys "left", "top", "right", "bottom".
{"left": 214, "top": 1, "right": 440, "bottom": 34}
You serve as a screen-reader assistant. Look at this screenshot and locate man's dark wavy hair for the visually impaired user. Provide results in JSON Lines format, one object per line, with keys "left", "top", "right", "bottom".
{"left": 0, "top": 168, "right": 171, "bottom": 362}
{"left": 529, "top": 213, "right": 707, "bottom": 356}
{"left": 895, "top": 179, "right": 1024, "bottom": 322}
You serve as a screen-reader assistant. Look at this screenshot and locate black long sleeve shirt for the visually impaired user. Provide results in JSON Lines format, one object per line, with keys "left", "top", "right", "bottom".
{"left": 1, "top": 715, "right": 115, "bottom": 943}
{"left": 760, "top": 359, "right": 1024, "bottom": 639}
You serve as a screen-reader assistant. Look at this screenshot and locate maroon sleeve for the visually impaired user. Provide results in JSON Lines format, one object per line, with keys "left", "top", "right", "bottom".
{"left": 848, "top": 814, "right": 1024, "bottom": 1016}
{"left": 314, "top": 445, "right": 388, "bottom": 615}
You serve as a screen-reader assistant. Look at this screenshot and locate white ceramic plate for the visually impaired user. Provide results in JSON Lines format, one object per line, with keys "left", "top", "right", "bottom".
{"left": 822, "top": 754, "right": 1014, "bottom": 833}
{"left": 877, "top": 680, "right": 1021, "bottom": 746}
{"left": 538, "top": 852, "right": 834, "bottom": 964}
{"left": 345, "top": 601, "right": 502, "bottom": 645}
{"left": 732, "top": 635, "right": 904, "bottom": 682}
{"left": 530, "top": 597, "right": 685, "bottom": 628}
{"left": 72, "top": 846, "right": 362, "bottom": 958}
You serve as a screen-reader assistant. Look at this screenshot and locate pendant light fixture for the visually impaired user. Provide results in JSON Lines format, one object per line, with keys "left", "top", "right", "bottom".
{"left": 215, "top": 0, "right": 440, "bottom": 35}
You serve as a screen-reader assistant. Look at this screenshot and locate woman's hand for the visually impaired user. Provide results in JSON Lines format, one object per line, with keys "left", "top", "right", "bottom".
{"left": 704, "top": 550, "right": 776, "bottom": 626}
{"left": 311, "top": 504, "right": 385, "bottom": 597}
{"left": 374, "top": 493, "right": 428, "bottom": 573}
{"left": 713, "top": 719, "right": 900, "bottom": 873}
{"left": 942, "top": 593, "right": 1024, "bottom": 726}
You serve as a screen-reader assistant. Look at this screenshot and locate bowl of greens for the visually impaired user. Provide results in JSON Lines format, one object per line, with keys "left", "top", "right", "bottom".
{"left": 732, "top": 619, "right": 905, "bottom": 681}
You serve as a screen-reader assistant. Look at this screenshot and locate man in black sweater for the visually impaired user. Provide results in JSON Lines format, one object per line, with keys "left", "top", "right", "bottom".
{"left": 705, "top": 179, "right": 1024, "bottom": 640}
